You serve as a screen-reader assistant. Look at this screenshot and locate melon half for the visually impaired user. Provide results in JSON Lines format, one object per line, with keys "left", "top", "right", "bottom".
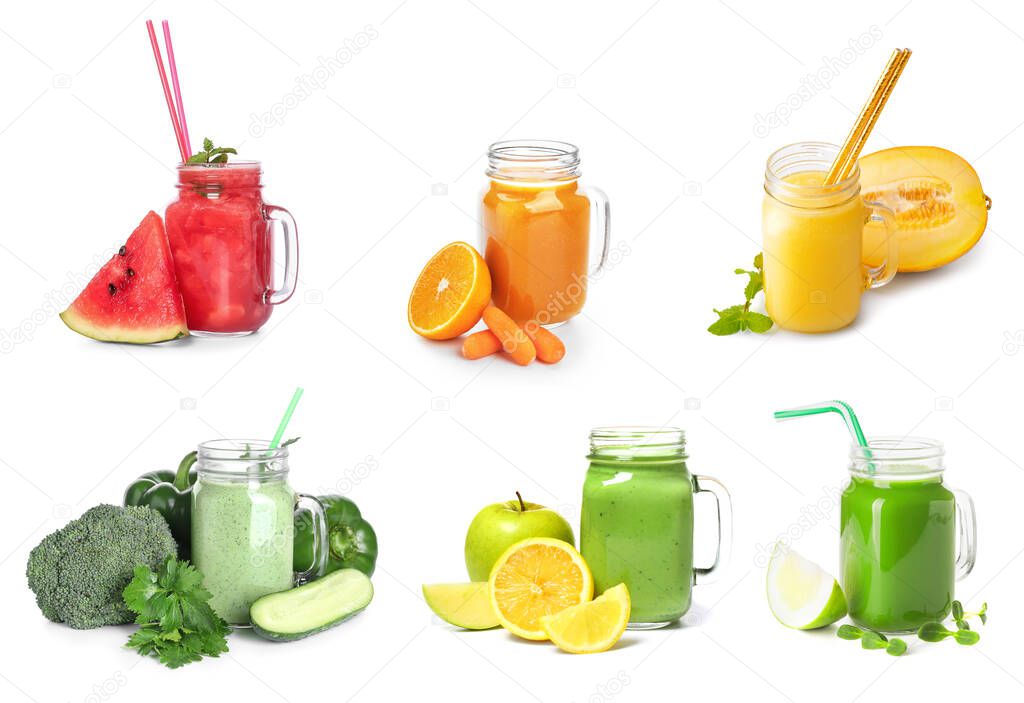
{"left": 61, "top": 211, "right": 188, "bottom": 344}
{"left": 859, "top": 146, "right": 989, "bottom": 272}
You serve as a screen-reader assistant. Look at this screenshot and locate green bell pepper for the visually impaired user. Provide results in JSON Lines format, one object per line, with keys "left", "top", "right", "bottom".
{"left": 123, "top": 451, "right": 197, "bottom": 560}
{"left": 294, "top": 495, "right": 377, "bottom": 578}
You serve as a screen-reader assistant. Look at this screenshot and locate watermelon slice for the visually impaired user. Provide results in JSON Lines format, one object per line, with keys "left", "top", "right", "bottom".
{"left": 61, "top": 211, "right": 188, "bottom": 343}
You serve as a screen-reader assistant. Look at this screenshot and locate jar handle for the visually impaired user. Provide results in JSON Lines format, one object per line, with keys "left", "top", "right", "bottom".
{"left": 294, "top": 493, "right": 328, "bottom": 585}
{"left": 265, "top": 204, "right": 299, "bottom": 305}
{"left": 953, "top": 488, "right": 977, "bottom": 581}
{"left": 582, "top": 186, "right": 610, "bottom": 276}
{"left": 862, "top": 200, "right": 898, "bottom": 290}
{"left": 693, "top": 475, "right": 732, "bottom": 585}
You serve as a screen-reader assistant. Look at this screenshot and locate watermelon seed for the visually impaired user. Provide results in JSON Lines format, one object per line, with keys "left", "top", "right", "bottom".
{"left": 118, "top": 245, "right": 127, "bottom": 256}
{"left": 108, "top": 283, "right": 116, "bottom": 295}
{"left": 126, "top": 268, "right": 135, "bottom": 277}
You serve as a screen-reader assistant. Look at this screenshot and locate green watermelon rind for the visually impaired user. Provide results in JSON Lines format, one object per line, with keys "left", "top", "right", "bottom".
{"left": 59, "top": 308, "right": 188, "bottom": 344}
{"left": 60, "top": 211, "right": 190, "bottom": 345}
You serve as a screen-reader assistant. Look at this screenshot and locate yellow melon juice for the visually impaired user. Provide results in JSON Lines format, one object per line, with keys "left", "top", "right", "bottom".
{"left": 762, "top": 142, "right": 898, "bottom": 333}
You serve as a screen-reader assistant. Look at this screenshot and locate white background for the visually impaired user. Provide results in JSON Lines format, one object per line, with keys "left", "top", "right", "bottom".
{"left": 2, "top": 0, "right": 1022, "bottom": 701}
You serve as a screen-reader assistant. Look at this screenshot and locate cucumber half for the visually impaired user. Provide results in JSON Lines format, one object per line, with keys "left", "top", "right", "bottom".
{"left": 250, "top": 569, "right": 373, "bottom": 642}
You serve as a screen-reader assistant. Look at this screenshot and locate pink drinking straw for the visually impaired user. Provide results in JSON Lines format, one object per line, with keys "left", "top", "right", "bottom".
{"left": 162, "top": 20, "right": 192, "bottom": 157}
{"left": 145, "top": 20, "right": 188, "bottom": 163}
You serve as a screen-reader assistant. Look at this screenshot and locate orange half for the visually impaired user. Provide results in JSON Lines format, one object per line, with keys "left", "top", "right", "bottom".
{"left": 408, "top": 242, "right": 491, "bottom": 340}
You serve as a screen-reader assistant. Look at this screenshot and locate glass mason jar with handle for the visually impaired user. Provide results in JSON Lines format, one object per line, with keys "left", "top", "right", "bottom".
{"left": 191, "top": 439, "right": 327, "bottom": 625}
{"left": 480, "top": 140, "right": 610, "bottom": 326}
{"left": 580, "top": 427, "right": 732, "bottom": 629}
{"left": 762, "top": 141, "right": 898, "bottom": 333}
{"left": 840, "top": 437, "right": 977, "bottom": 633}
{"left": 165, "top": 161, "right": 298, "bottom": 336}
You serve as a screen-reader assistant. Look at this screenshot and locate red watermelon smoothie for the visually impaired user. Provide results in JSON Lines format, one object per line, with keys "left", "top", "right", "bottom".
{"left": 165, "top": 162, "right": 297, "bottom": 335}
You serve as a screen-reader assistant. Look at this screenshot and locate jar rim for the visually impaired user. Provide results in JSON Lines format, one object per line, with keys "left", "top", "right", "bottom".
{"left": 197, "top": 438, "right": 289, "bottom": 479}
{"left": 177, "top": 160, "right": 261, "bottom": 171}
{"left": 764, "top": 141, "right": 860, "bottom": 207}
{"left": 589, "top": 426, "right": 686, "bottom": 460}
{"left": 849, "top": 436, "right": 944, "bottom": 479}
{"left": 487, "top": 139, "right": 580, "bottom": 182}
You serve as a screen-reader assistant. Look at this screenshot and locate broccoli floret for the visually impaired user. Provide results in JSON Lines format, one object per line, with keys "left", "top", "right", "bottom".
{"left": 26, "top": 504, "right": 177, "bottom": 629}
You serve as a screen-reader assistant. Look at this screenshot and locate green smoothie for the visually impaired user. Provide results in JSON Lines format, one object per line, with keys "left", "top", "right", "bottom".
{"left": 840, "top": 475, "right": 955, "bottom": 632}
{"left": 192, "top": 476, "right": 295, "bottom": 624}
{"left": 581, "top": 451, "right": 694, "bottom": 626}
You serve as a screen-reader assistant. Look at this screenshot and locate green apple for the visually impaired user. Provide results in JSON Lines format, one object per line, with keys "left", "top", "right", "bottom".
{"left": 464, "top": 492, "right": 574, "bottom": 581}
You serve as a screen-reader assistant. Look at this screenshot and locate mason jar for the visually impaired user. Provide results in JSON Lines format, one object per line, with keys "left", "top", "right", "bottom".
{"left": 580, "top": 427, "right": 732, "bottom": 628}
{"left": 480, "top": 140, "right": 609, "bottom": 325}
{"left": 762, "top": 141, "right": 897, "bottom": 332}
{"left": 191, "top": 439, "right": 326, "bottom": 625}
{"left": 165, "top": 162, "right": 298, "bottom": 336}
{"left": 840, "top": 436, "right": 977, "bottom": 632}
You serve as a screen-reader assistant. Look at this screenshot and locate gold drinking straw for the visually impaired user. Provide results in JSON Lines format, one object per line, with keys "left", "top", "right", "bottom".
{"left": 824, "top": 48, "right": 911, "bottom": 185}
{"left": 834, "top": 49, "right": 911, "bottom": 181}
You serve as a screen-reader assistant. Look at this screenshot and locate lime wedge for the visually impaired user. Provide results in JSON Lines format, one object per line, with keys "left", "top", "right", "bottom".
{"left": 423, "top": 582, "right": 499, "bottom": 630}
{"left": 766, "top": 544, "right": 847, "bottom": 630}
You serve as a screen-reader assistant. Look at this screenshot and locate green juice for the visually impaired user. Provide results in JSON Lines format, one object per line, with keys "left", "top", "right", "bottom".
{"left": 581, "top": 455, "right": 694, "bottom": 626}
{"left": 192, "top": 477, "right": 295, "bottom": 625}
{"left": 840, "top": 475, "right": 955, "bottom": 632}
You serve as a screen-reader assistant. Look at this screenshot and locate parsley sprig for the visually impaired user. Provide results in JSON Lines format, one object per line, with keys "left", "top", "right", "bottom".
{"left": 122, "top": 556, "right": 230, "bottom": 668}
{"left": 708, "top": 254, "right": 773, "bottom": 335}
{"left": 186, "top": 137, "right": 238, "bottom": 164}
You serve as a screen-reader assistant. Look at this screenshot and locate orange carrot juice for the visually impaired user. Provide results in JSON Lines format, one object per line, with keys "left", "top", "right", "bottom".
{"left": 762, "top": 142, "right": 897, "bottom": 333}
{"left": 481, "top": 141, "right": 608, "bottom": 325}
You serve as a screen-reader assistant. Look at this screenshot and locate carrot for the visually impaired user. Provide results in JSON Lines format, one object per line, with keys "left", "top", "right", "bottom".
{"left": 482, "top": 306, "right": 536, "bottom": 366}
{"left": 523, "top": 323, "right": 565, "bottom": 364}
{"left": 461, "top": 330, "right": 502, "bottom": 360}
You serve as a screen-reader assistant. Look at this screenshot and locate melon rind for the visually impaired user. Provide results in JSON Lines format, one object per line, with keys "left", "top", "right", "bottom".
{"left": 59, "top": 307, "right": 187, "bottom": 344}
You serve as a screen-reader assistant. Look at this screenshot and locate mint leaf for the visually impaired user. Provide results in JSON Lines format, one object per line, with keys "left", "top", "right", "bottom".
{"left": 187, "top": 138, "right": 238, "bottom": 164}
{"left": 708, "top": 306, "right": 744, "bottom": 336}
{"left": 710, "top": 253, "right": 773, "bottom": 336}
{"left": 743, "top": 272, "right": 763, "bottom": 302}
{"left": 745, "top": 311, "right": 773, "bottom": 333}
{"left": 708, "top": 317, "right": 742, "bottom": 336}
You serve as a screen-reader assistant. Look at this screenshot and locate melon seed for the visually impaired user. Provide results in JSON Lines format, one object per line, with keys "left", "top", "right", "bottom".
{"left": 108, "top": 283, "right": 117, "bottom": 295}
{"left": 118, "top": 245, "right": 127, "bottom": 256}
{"left": 126, "top": 268, "right": 135, "bottom": 277}
{"left": 862, "top": 177, "right": 956, "bottom": 230}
